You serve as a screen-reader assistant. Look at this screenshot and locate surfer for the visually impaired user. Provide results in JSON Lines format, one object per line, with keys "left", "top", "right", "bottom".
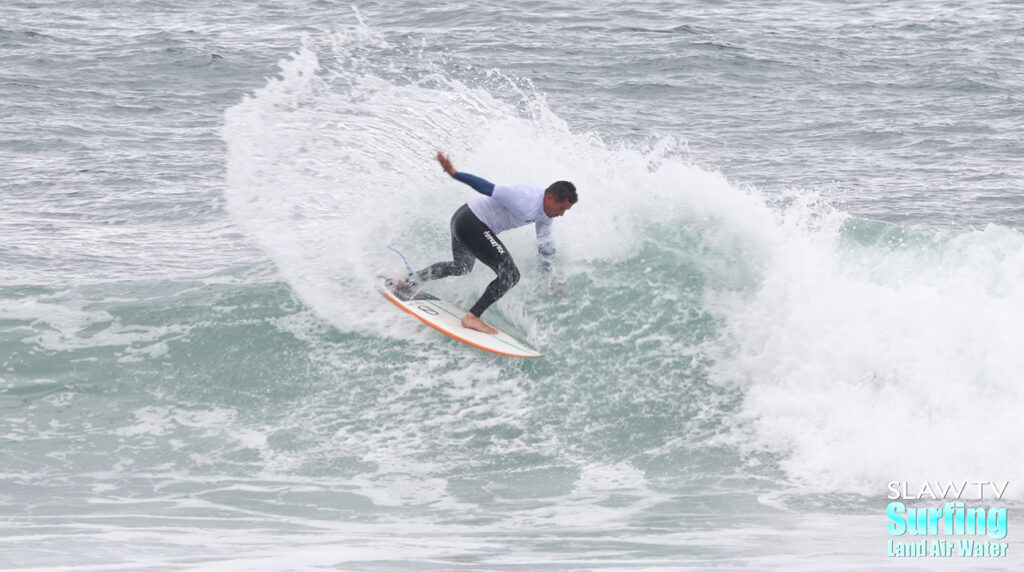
{"left": 396, "top": 152, "right": 577, "bottom": 334}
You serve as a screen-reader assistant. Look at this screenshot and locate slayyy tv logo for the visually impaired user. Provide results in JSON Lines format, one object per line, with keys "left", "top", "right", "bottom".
{"left": 886, "top": 480, "right": 1009, "bottom": 559}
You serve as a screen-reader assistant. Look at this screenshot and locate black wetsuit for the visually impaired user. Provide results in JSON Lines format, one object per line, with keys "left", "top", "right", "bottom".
{"left": 414, "top": 204, "right": 520, "bottom": 317}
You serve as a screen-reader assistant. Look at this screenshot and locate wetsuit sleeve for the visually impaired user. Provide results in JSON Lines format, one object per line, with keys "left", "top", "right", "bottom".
{"left": 452, "top": 172, "right": 495, "bottom": 196}
{"left": 536, "top": 221, "right": 555, "bottom": 273}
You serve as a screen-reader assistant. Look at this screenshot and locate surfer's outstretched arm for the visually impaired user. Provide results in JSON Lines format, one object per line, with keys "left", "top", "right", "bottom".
{"left": 436, "top": 151, "right": 494, "bottom": 196}
{"left": 453, "top": 172, "right": 495, "bottom": 196}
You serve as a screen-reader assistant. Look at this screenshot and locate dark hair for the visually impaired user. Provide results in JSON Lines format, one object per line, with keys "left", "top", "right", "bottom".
{"left": 544, "top": 181, "right": 578, "bottom": 204}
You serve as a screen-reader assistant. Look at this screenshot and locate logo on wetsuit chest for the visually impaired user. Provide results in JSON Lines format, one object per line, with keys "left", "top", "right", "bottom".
{"left": 483, "top": 231, "right": 505, "bottom": 255}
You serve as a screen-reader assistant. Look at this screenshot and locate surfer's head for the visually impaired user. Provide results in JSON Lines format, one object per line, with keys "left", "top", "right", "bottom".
{"left": 543, "top": 181, "right": 577, "bottom": 217}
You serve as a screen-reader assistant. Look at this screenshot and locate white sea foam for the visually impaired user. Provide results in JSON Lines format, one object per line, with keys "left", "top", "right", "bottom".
{"left": 708, "top": 196, "right": 1024, "bottom": 498}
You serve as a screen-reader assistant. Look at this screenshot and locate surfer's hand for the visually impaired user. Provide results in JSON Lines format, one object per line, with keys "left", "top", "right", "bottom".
{"left": 436, "top": 151, "right": 456, "bottom": 176}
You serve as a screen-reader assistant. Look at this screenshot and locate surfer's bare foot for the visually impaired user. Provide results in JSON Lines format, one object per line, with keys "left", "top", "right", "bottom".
{"left": 462, "top": 312, "right": 497, "bottom": 334}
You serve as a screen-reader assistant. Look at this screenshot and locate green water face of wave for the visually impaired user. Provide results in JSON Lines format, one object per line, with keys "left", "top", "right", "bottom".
{"left": 0, "top": 213, "right": 760, "bottom": 507}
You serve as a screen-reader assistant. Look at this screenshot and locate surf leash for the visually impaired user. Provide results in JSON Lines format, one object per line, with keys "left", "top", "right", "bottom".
{"left": 386, "top": 244, "right": 415, "bottom": 276}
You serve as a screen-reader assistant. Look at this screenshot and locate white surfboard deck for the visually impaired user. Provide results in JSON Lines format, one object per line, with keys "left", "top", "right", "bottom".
{"left": 378, "top": 278, "right": 541, "bottom": 358}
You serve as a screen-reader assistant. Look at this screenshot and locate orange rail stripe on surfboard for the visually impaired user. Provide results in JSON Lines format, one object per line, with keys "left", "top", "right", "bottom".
{"left": 379, "top": 286, "right": 540, "bottom": 358}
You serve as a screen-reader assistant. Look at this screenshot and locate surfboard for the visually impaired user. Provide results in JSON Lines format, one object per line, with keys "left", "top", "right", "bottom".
{"left": 377, "top": 278, "right": 541, "bottom": 358}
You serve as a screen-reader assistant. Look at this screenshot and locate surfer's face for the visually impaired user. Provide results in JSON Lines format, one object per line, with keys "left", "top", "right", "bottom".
{"left": 544, "top": 194, "right": 574, "bottom": 218}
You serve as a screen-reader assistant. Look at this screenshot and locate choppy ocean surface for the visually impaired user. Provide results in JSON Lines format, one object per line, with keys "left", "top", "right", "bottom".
{"left": 2, "top": 1, "right": 1023, "bottom": 569}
